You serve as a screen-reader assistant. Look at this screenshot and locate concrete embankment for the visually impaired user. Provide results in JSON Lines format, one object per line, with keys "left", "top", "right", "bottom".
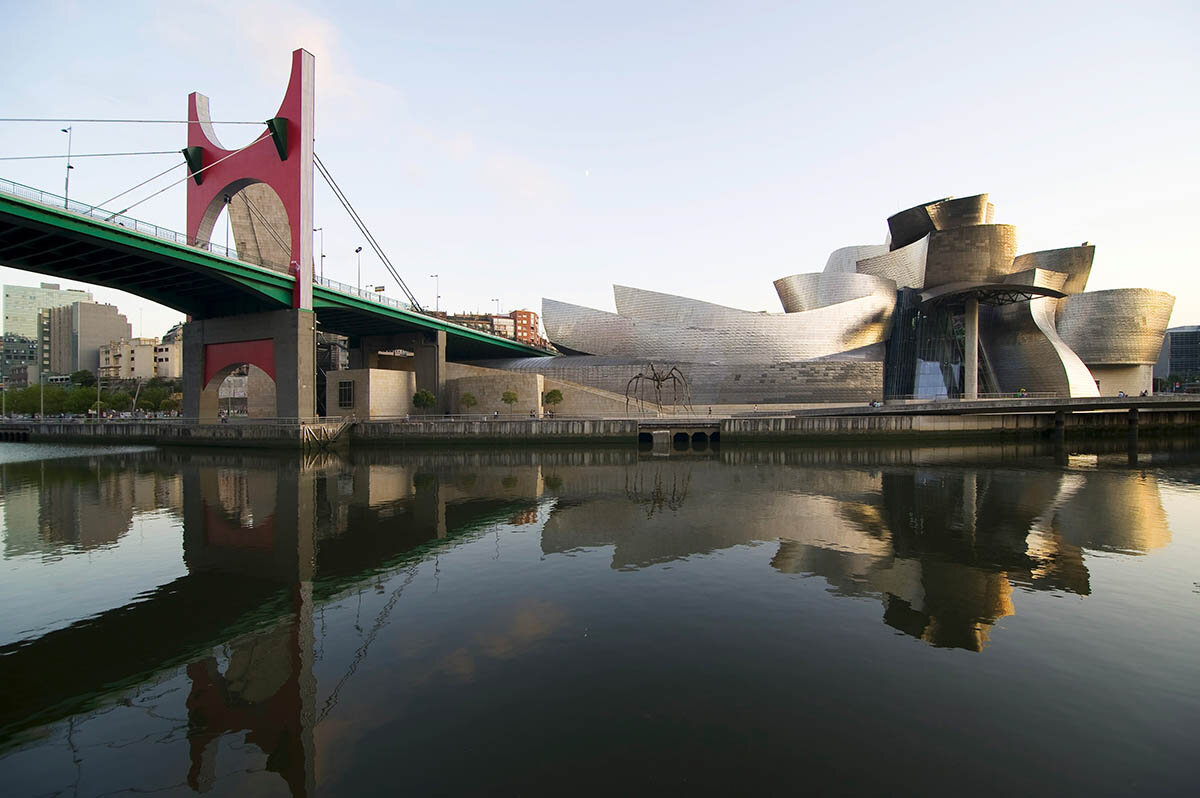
{"left": 351, "top": 418, "right": 637, "bottom": 446}
{"left": 5, "top": 405, "right": 1199, "bottom": 449}
{"left": 8, "top": 421, "right": 315, "bottom": 448}
{"left": 722, "top": 409, "right": 1200, "bottom": 442}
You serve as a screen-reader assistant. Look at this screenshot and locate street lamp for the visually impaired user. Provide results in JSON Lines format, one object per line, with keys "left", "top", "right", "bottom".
{"left": 314, "top": 227, "right": 325, "bottom": 280}
{"left": 430, "top": 274, "right": 440, "bottom": 313}
{"left": 355, "top": 246, "right": 363, "bottom": 293}
{"left": 61, "top": 127, "right": 74, "bottom": 206}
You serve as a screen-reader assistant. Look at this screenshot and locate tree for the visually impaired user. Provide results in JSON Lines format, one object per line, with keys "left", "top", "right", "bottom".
{"left": 501, "top": 391, "right": 518, "bottom": 413}
{"left": 413, "top": 389, "right": 437, "bottom": 414}
{"left": 70, "top": 369, "right": 96, "bottom": 387}
{"left": 65, "top": 387, "right": 95, "bottom": 414}
{"left": 160, "top": 398, "right": 180, "bottom": 413}
{"left": 543, "top": 389, "right": 563, "bottom": 412}
{"left": 459, "top": 392, "right": 478, "bottom": 413}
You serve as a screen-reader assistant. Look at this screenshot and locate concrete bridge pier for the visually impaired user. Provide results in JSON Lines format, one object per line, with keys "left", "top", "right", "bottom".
{"left": 183, "top": 309, "right": 316, "bottom": 420}
{"left": 347, "top": 330, "right": 446, "bottom": 411}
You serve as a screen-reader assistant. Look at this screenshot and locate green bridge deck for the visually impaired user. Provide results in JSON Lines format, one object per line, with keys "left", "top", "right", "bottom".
{"left": 0, "top": 179, "right": 550, "bottom": 361}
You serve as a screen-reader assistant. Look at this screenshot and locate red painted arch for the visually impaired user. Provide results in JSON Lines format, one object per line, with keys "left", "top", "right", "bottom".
{"left": 203, "top": 339, "right": 276, "bottom": 387}
{"left": 187, "top": 48, "right": 313, "bottom": 310}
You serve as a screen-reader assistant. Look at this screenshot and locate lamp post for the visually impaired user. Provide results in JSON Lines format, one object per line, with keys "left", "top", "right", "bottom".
{"left": 492, "top": 298, "right": 501, "bottom": 315}
{"left": 61, "top": 127, "right": 74, "bottom": 207}
{"left": 314, "top": 227, "right": 325, "bottom": 280}
{"left": 355, "top": 246, "right": 363, "bottom": 293}
{"left": 430, "top": 274, "right": 440, "bottom": 313}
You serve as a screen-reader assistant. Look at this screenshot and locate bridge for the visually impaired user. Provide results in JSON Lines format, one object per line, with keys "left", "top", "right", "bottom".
{"left": 0, "top": 48, "right": 551, "bottom": 419}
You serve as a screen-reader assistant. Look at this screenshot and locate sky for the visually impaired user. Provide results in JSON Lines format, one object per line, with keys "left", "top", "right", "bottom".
{"left": 1, "top": 0, "right": 1198, "bottom": 339}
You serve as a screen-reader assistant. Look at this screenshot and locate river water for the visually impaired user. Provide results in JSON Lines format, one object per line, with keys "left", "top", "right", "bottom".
{"left": 0, "top": 440, "right": 1197, "bottom": 796}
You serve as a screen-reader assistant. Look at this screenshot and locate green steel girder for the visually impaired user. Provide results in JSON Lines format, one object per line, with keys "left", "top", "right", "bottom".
{"left": 0, "top": 189, "right": 553, "bottom": 359}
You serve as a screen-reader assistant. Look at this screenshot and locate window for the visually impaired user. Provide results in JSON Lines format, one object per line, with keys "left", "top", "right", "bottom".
{"left": 338, "top": 380, "right": 355, "bottom": 409}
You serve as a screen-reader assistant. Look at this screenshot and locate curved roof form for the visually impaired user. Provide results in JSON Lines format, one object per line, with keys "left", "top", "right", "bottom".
{"left": 1055, "top": 288, "right": 1175, "bottom": 365}
{"left": 542, "top": 292, "right": 895, "bottom": 364}
{"left": 855, "top": 234, "right": 928, "bottom": 289}
{"left": 918, "top": 280, "right": 1066, "bottom": 306}
{"left": 886, "top": 194, "right": 990, "bottom": 250}
{"left": 823, "top": 244, "right": 890, "bottom": 274}
{"left": 923, "top": 224, "right": 1020, "bottom": 288}
{"left": 773, "top": 272, "right": 897, "bottom": 313}
{"left": 1011, "top": 245, "right": 1094, "bottom": 295}
{"left": 612, "top": 284, "right": 761, "bottom": 326}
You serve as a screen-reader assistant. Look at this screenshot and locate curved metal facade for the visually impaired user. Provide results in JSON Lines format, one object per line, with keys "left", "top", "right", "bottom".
{"left": 1011, "top": 245, "right": 1094, "bottom": 295}
{"left": 981, "top": 298, "right": 1100, "bottom": 398}
{"left": 886, "top": 194, "right": 989, "bottom": 250}
{"left": 1056, "top": 289, "right": 1175, "bottom": 365}
{"left": 823, "top": 244, "right": 889, "bottom": 274}
{"left": 855, "top": 235, "right": 928, "bottom": 289}
{"left": 772, "top": 272, "right": 897, "bottom": 313}
{"left": 543, "top": 292, "right": 895, "bottom": 365}
{"left": 923, "top": 224, "right": 1020, "bottom": 287}
{"left": 519, "top": 190, "right": 1173, "bottom": 404}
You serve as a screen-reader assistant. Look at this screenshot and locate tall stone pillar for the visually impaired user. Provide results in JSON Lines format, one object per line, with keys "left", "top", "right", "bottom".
{"left": 964, "top": 297, "right": 980, "bottom": 400}
{"left": 414, "top": 330, "right": 446, "bottom": 412}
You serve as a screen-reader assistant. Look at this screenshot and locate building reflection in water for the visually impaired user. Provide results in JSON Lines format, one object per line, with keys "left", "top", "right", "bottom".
{"left": 0, "top": 442, "right": 1184, "bottom": 794}
{"left": 540, "top": 446, "right": 1175, "bottom": 651}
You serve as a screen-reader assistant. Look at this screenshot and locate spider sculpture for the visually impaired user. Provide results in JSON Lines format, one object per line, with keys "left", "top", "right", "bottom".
{"left": 625, "top": 363, "right": 693, "bottom": 413}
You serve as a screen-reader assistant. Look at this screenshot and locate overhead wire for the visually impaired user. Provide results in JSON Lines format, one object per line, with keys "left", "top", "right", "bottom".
{"left": 103, "top": 131, "right": 271, "bottom": 221}
{"left": 0, "top": 117, "right": 262, "bottom": 125}
{"left": 313, "top": 152, "right": 423, "bottom": 311}
{"left": 0, "top": 151, "right": 181, "bottom": 161}
{"left": 239, "top": 191, "right": 292, "bottom": 256}
{"left": 97, "top": 161, "right": 187, "bottom": 209}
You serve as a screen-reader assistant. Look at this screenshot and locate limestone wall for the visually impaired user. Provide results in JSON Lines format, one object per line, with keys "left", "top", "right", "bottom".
{"left": 325, "top": 368, "right": 416, "bottom": 419}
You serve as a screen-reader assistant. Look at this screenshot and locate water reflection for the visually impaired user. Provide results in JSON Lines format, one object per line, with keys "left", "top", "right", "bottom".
{"left": 0, "top": 440, "right": 1195, "bottom": 795}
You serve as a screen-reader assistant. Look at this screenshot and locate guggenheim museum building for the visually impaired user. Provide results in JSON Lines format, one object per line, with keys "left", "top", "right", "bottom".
{"left": 487, "top": 193, "right": 1174, "bottom": 405}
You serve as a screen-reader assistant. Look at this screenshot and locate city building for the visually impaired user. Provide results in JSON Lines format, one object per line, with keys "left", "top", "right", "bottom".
{"left": 40, "top": 302, "right": 132, "bottom": 376}
{"left": 484, "top": 193, "right": 1174, "bottom": 404}
{"left": 1154, "top": 325, "right": 1200, "bottom": 386}
{"left": 99, "top": 337, "right": 182, "bottom": 380}
{"left": 2, "top": 333, "right": 37, "bottom": 385}
{"left": 2, "top": 282, "right": 91, "bottom": 339}
{"left": 425, "top": 310, "right": 546, "bottom": 346}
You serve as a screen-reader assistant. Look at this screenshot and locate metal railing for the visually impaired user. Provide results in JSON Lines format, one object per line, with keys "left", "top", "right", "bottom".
{"left": 0, "top": 176, "right": 414, "bottom": 310}
{"left": 0, "top": 175, "right": 557, "bottom": 351}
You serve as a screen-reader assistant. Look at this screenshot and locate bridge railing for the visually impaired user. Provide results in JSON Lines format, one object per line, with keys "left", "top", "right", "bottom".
{"left": 0, "top": 176, "right": 440, "bottom": 315}
{"left": 0, "top": 176, "right": 248, "bottom": 262}
{"left": 316, "top": 276, "right": 412, "bottom": 311}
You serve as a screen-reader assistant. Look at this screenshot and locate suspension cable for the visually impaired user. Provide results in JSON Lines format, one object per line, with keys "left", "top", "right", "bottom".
{"left": 97, "top": 161, "right": 187, "bottom": 208}
{"left": 104, "top": 132, "right": 271, "bottom": 221}
{"left": 239, "top": 190, "right": 292, "bottom": 255}
{"left": 0, "top": 151, "right": 181, "bottom": 161}
{"left": 0, "top": 117, "right": 263, "bottom": 125}
{"left": 314, "top": 153, "right": 423, "bottom": 311}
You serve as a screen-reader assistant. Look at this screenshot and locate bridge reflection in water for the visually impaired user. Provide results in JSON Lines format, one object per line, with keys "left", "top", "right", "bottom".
{"left": 0, "top": 440, "right": 1191, "bottom": 794}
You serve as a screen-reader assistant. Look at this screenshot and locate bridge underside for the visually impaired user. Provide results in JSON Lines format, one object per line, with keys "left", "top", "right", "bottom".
{"left": 0, "top": 190, "right": 550, "bottom": 362}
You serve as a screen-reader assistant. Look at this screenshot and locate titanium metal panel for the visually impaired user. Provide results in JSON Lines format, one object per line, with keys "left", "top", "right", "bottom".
{"left": 612, "top": 285, "right": 765, "bottom": 326}
{"left": 926, "top": 194, "right": 991, "bottom": 232}
{"left": 1011, "top": 245, "right": 1094, "bottom": 295}
{"left": 772, "top": 273, "right": 897, "bottom": 313}
{"left": 981, "top": 298, "right": 1101, "bottom": 398}
{"left": 1056, "top": 288, "right": 1175, "bottom": 365}
{"left": 922, "top": 224, "right": 1020, "bottom": 288}
{"left": 473, "top": 355, "right": 884, "bottom": 404}
{"left": 542, "top": 294, "right": 895, "bottom": 364}
{"left": 1003, "top": 268, "right": 1069, "bottom": 292}
{"left": 885, "top": 194, "right": 989, "bottom": 250}
{"left": 823, "top": 245, "right": 890, "bottom": 274}
{"left": 855, "top": 235, "right": 928, "bottom": 289}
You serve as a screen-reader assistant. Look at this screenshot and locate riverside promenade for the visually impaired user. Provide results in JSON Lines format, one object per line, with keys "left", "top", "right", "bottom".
{"left": 3, "top": 396, "right": 1200, "bottom": 449}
